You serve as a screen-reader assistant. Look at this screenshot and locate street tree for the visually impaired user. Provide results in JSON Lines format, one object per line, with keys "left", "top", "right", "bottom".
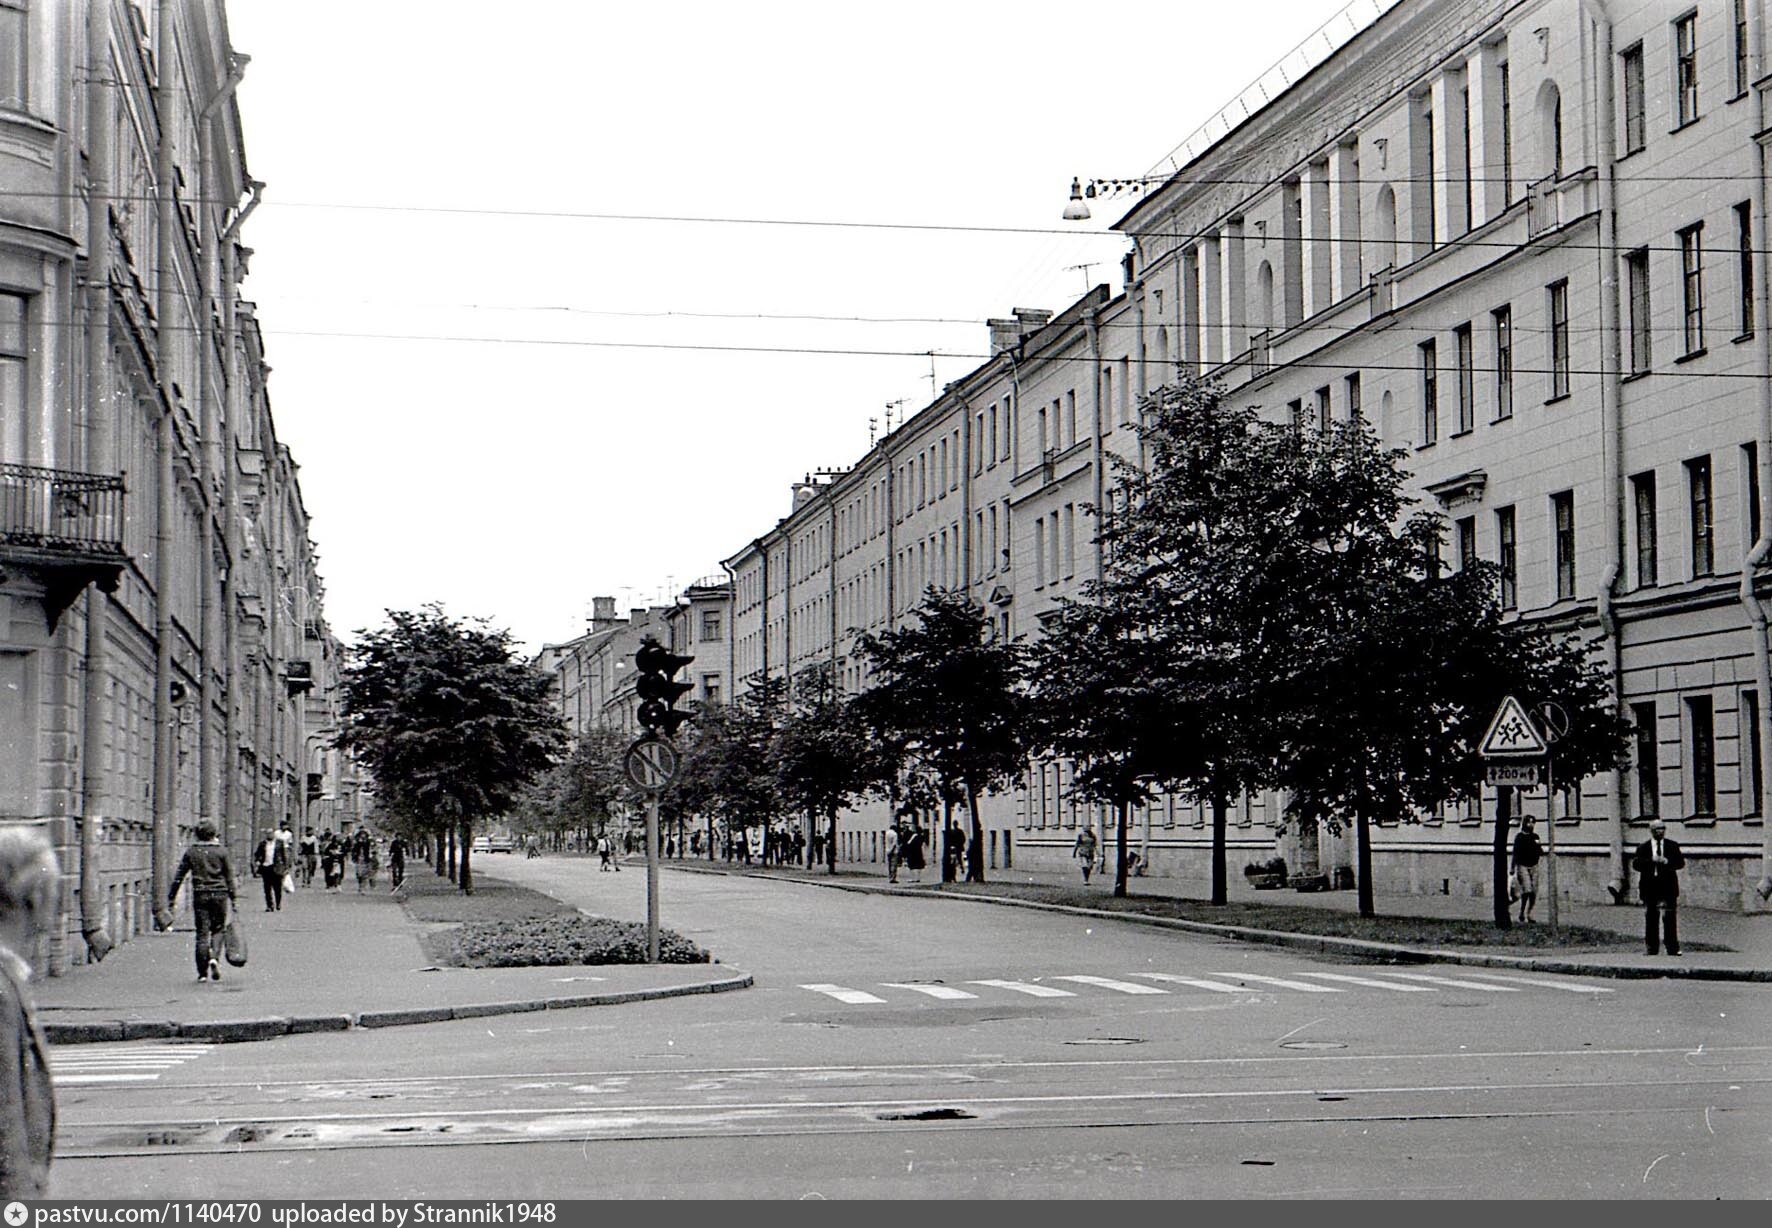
{"left": 851, "top": 588, "right": 1029, "bottom": 883}
{"left": 680, "top": 676, "right": 786, "bottom": 851}
{"left": 774, "top": 665, "right": 877, "bottom": 873}
{"left": 337, "top": 604, "right": 566, "bottom": 893}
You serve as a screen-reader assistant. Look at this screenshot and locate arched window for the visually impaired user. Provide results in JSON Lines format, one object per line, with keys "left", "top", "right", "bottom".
{"left": 1156, "top": 326, "right": 1170, "bottom": 371}
{"left": 1379, "top": 389, "right": 1396, "bottom": 444}
{"left": 1256, "top": 261, "right": 1275, "bottom": 334}
{"left": 1537, "top": 80, "right": 1563, "bottom": 179}
{"left": 1373, "top": 185, "right": 1398, "bottom": 272}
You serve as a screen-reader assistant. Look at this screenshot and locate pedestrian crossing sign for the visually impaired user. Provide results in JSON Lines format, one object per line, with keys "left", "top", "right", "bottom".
{"left": 1479, "top": 695, "right": 1549, "bottom": 757}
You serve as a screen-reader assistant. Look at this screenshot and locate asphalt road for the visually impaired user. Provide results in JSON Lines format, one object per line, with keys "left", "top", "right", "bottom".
{"left": 51, "top": 857, "right": 1772, "bottom": 1199}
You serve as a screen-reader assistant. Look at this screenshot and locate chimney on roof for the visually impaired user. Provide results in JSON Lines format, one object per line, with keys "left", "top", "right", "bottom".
{"left": 792, "top": 481, "right": 817, "bottom": 511}
{"left": 590, "top": 596, "right": 618, "bottom": 630}
{"left": 988, "top": 308, "right": 1055, "bottom": 355}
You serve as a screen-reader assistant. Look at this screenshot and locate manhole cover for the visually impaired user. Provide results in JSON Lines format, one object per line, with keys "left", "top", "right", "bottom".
{"left": 1280, "top": 1040, "right": 1347, "bottom": 1050}
{"left": 1065, "top": 1037, "right": 1146, "bottom": 1046}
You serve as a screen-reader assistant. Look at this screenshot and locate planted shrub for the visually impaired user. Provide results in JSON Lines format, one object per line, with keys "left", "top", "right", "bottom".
{"left": 447, "top": 914, "right": 710, "bottom": 967}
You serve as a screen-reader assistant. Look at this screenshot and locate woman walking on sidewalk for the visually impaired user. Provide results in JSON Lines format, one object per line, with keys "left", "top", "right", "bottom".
{"left": 0, "top": 826, "right": 58, "bottom": 1198}
{"left": 1073, "top": 826, "right": 1099, "bottom": 884}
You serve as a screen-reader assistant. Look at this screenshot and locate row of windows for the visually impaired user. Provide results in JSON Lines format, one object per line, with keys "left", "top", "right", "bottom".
{"left": 1635, "top": 689, "right": 1763, "bottom": 820}
{"left": 1625, "top": 205, "right": 1755, "bottom": 373}
{"left": 1620, "top": 4, "right": 1751, "bottom": 156}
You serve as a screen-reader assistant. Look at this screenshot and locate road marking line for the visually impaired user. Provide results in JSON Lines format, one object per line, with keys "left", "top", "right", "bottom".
{"left": 800, "top": 983, "right": 888, "bottom": 1005}
{"left": 880, "top": 983, "right": 978, "bottom": 1000}
{"left": 1372, "top": 972, "right": 1522, "bottom": 992}
{"left": 1208, "top": 972, "right": 1342, "bottom": 993}
{"left": 1054, "top": 975, "right": 1170, "bottom": 996}
{"left": 1297, "top": 972, "right": 1437, "bottom": 992}
{"left": 1132, "top": 973, "right": 1250, "bottom": 993}
{"left": 1449, "top": 972, "right": 1614, "bottom": 994}
{"left": 968, "top": 979, "right": 1076, "bottom": 998}
{"left": 54, "top": 1074, "right": 162, "bottom": 1085}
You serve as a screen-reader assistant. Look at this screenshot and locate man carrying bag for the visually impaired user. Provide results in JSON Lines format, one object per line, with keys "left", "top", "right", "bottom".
{"left": 168, "top": 821, "right": 239, "bottom": 982}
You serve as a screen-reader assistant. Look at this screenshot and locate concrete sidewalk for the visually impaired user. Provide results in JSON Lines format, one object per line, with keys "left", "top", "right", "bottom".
{"left": 666, "top": 856, "right": 1772, "bottom": 981}
{"left": 33, "top": 875, "right": 749, "bottom": 1044}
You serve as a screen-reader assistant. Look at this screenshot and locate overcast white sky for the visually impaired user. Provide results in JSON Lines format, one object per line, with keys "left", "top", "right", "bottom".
{"left": 226, "top": 0, "right": 1359, "bottom": 653}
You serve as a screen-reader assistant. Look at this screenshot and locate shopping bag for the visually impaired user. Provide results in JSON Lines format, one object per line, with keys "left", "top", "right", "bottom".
{"left": 283, "top": 872, "right": 295, "bottom": 893}
{"left": 223, "top": 914, "right": 248, "bottom": 967}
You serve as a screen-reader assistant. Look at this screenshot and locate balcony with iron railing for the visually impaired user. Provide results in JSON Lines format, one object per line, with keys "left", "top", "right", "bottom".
{"left": 0, "top": 463, "right": 128, "bottom": 628}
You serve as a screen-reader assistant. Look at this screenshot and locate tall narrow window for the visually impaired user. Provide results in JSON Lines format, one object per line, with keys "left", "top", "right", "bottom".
{"left": 0, "top": 293, "right": 23, "bottom": 463}
{"left": 0, "top": 2, "right": 23, "bottom": 111}
{"left": 1497, "top": 506, "right": 1517, "bottom": 609}
{"left": 1680, "top": 222, "right": 1706, "bottom": 354}
{"left": 1424, "top": 106, "right": 1437, "bottom": 247}
{"left": 1062, "top": 504, "right": 1076, "bottom": 577}
{"left": 1456, "top": 516, "right": 1477, "bottom": 570}
{"left": 987, "top": 404, "right": 999, "bottom": 465}
{"left": 1626, "top": 248, "right": 1652, "bottom": 373}
{"left": 1314, "top": 386, "right": 1331, "bottom": 432}
{"left": 1634, "top": 701, "right": 1660, "bottom": 817}
{"left": 1736, "top": 0, "right": 1751, "bottom": 97}
{"left": 1345, "top": 372, "right": 1362, "bottom": 421}
{"left": 1033, "top": 518, "right": 1046, "bottom": 588}
{"left": 1419, "top": 339, "right": 1438, "bottom": 445}
{"left": 1288, "top": 398, "right": 1304, "bottom": 431}
{"left": 1737, "top": 201, "right": 1755, "bottom": 338}
{"left": 1622, "top": 43, "right": 1646, "bottom": 154}
{"left": 1493, "top": 304, "right": 1513, "bottom": 419}
{"left": 1102, "top": 366, "right": 1114, "bottom": 431}
{"left": 1745, "top": 689, "right": 1764, "bottom": 816}
{"left": 1747, "top": 441, "right": 1763, "bottom": 547}
{"left": 1634, "top": 471, "right": 1659, "bottom": 587}
{"left": 1548, "top": 280, "right": 1570, "bottom": 399}
{"left": 1498, "top": 60, "right": 1513, "bottom": 202}
{"left": 1454, "top": 323, "right": 1474, "bottom": 433}
{"left": 1460, "top": 84, "right": 1473, "bottom": 232}
{"left": 1689, "top": 454, "right": 1715, "bottom": 576}
{"left": 1676, "top": 11, "right": 1700, "bottom": 125}
{"left": 1552, "top": 490, "right": 1576, "bottom": 600}
{"left": 1690, "top": 695, "right": 1717, "bottom": 816}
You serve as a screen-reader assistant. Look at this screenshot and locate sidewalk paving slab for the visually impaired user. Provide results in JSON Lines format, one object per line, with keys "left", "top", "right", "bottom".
{"left": 33, "top": 876, "right": 749, "bottom": 1044}
{"left": 663, "top": 857, "right": 1772, "bottom": 982}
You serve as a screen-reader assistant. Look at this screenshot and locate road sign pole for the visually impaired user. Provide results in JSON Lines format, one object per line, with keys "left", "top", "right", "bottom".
{"left": 1544, "top": 752, "right": 1558, "bottom": 938}
{"left": 646, "top": 791, "right": 660, "bottom": 963}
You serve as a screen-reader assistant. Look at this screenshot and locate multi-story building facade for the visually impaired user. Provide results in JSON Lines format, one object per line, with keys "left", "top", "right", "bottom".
{"left": 724, "top": 0, "right": 1772, "bottom": 910}
{"left": 666, "top": 576, "right": 731, "bottom": 708}
{"left": 550, "top": 598, "right": 678, "bottom": 741}
{"left": 0, "top": 0, "right": 343, "bottom": 974}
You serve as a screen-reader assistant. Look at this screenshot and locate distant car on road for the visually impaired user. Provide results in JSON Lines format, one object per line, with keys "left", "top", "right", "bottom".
{"left": 485, "top": 834, "right": 517, "bottom": 854}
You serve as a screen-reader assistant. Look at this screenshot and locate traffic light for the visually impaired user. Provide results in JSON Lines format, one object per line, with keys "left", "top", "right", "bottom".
{"left": 634, "top": 636, "right": 694, "bottom": 740}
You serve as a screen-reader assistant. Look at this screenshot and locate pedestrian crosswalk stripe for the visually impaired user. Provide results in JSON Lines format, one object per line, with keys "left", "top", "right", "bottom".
{"left": 968, "top": 979, "right": 1077, "bottom": 998}
{"left": 1372, "top": 971, "right": 1522, "bottom": 992}
{"left": 1133, "top": 973, "right": 1250, "bottom": 994}
{"left": 801, "top": 983, "right": 888, "bottom": 1004}
{"left": 880, "top": 983, "right": 978, "bottom": 1000}
{"left": 1053, "top": 975, "right": 1170, "bottom": 996}
{"left": 1297, "top": 971, "right": 1436, "bottom": 992}
{"left": 1209, "top": 972, "right": 1341, "bottom": 993}
{"left": 50, "top": 1043, "right": 213, "bottom": 1085}
{"left": 1448, "top": 971, "right": 1613, "bottom": 994}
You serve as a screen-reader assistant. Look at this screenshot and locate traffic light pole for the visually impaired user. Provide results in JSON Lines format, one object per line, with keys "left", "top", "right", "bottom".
{"left": 646, "top": 790, "right": 660, "bottom": 963}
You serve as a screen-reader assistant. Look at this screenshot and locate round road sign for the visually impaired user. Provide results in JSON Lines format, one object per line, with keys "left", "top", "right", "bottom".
{"left": 624, "top": 737, "right": 680, "bottom": 792}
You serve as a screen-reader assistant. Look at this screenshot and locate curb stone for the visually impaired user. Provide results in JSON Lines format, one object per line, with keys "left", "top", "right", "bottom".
{"left": 666, "top": 863, "right": 1769, "bottom": 983}
{"left": 41, "top": 972, "right": 755, "bottom": 1046}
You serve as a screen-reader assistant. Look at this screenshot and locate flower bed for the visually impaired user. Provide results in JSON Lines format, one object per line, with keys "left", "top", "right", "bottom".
{"left": 443, "top": 914, "right": 711, "bottom": 967}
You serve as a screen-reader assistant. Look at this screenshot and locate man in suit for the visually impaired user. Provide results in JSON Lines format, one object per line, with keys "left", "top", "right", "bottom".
{"left": 1632, "top": 818, "right": 1684, "bottom": 956}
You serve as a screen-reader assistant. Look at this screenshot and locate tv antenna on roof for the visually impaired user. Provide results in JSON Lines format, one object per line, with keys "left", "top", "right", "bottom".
{"left": 1065, "top": 262, "right": 1099, "bottom": 295}
{"left": 884, "top": 399, "right": 907, "bottom": 434}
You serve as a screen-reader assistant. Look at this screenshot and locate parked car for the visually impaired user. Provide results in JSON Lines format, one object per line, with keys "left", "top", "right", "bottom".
{"left": 485, "top": 834, "right": 517, "bottom": 854}
{"left": 471, "top": 835, "right": 491, "bottom": 854}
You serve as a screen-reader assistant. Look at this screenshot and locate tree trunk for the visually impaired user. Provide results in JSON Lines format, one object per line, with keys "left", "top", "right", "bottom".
{"left": 826, "top": 806, "right": 838, "bottom": 874}
{"left": 1113, "top": 799, "right": 1130, "bottom": 898}
{"left": 446, "top": 827, "right": 457, "bottom": 883}
{"left": 1493, "top": 786, "right": 1514, "bottom": 929}
{"left": 1356, "top": 809, "right": 1375, "bottom": 918}
{"left": 965, "top": 784, "right": 986, "bottom": 883}
{"left": 1210, "top": 791, "right": 1229, "bottom": 905}
{"left": 434, "top": 830, "right": 446, "bottom": 877}
{"left": 939, "top": 795, "right": 955, "bottom": 882}
{"left": 459, "top": 820, "right": 474, "bottom": 894}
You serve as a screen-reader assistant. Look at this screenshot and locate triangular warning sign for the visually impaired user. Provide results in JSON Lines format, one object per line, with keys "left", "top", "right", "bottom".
{"left": 1479, "top": 695, "right": 1548, "bottom": 757}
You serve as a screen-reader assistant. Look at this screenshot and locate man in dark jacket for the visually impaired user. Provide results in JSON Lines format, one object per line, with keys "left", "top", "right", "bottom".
{"left": 1632, "top": 819, "right": 1685, "bottom": 956}
{"left": 169, "top": 821, "right": 238, "bottom": 981}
